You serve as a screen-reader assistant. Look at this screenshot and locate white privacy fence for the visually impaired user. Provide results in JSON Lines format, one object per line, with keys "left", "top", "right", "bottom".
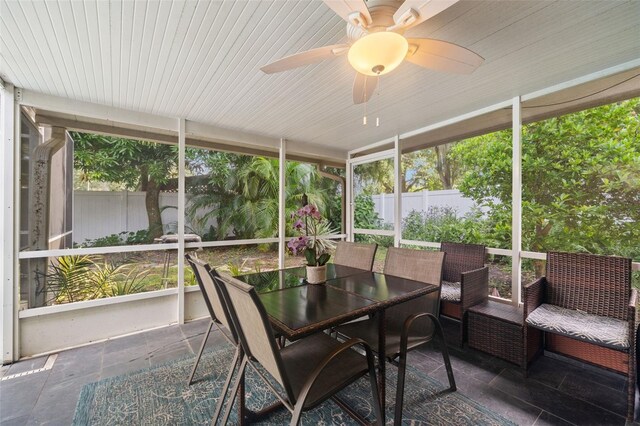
{"left": 370, "top": 189, "right": 477, "bottom": 225}
{"left": 73, "top": 191, "right": 216, "bottom": 244}
{"left": 74, "top": 189, "right": 474, "bottom": 243}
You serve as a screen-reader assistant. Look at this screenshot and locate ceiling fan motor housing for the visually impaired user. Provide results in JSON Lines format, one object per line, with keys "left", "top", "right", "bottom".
{"left": 347, "top": 0, "right": 403, "bottom": 42}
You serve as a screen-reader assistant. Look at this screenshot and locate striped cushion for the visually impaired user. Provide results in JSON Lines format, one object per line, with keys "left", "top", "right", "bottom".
{"left": 526, "top": 304, "right": 629, "bottom": 350}
{"left": 441, "top": 281, "right": 461, "bottom": 302}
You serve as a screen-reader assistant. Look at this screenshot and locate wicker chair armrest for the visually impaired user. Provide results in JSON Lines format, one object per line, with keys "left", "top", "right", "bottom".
{"left": 460, "top": 266, "right": 489, "bottom": 310}
{"left": 523, "top": 277, "right": 545, "bottom": 318}
{"left": 294, "top": 337, "right": 378, "bottom": 408}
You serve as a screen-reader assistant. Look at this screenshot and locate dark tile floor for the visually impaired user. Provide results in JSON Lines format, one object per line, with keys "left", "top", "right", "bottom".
{"left": 0, "top": 317, "right": 636, "bottom": 425}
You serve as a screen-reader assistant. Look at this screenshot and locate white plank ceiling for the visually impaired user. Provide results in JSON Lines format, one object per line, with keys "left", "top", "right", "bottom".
{"left": 1, "top": 0, "right": 639, "bottom": 153}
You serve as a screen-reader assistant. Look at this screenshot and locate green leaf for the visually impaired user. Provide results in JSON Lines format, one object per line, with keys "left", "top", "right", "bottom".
{"left": 317, "top": 253, "right": 331, "bottom": 266}
{"left": 304, "top": 248, "right": 316, "bottom": 266}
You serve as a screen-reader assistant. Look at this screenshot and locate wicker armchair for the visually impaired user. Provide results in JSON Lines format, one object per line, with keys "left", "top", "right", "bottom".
{"left": 439, "top": 242, "right": 489, "bottom": 346}
{"left": 523, "top": 251, "right": 636, "bottom": 420}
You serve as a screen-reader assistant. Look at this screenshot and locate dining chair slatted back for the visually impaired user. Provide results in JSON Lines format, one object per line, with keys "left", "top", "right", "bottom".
{"left": 383, "top": 248, "right": 445, "bottom": 335}
{"left": 186, "top": 255, "right": 233, "bottom": 333}
{"left": 334, "top": 241, "right": 378, "bottom": 270}
{"left": 217, "top": 275, "right": 289, "bottom": 391}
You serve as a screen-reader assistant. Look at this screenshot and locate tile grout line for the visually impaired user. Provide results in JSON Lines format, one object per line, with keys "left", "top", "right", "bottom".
{"left": 531, "top": 410, "right": 542, "bottom": 425}
{"left": 489, "top": 368, "right": 626, "bottom": 423}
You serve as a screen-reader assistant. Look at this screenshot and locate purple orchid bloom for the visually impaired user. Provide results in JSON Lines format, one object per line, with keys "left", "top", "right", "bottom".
{"left": 287, "top": 235, "right": 309, "bottom": 255}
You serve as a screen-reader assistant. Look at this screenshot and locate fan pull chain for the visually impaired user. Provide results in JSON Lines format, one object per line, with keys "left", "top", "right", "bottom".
{"left": 363, "top": 97, "right": 367, "bottom": 125}
{"left": 363, "top": 77, "right": 368, "bottom": 125}
{"left": 362, "top": 74, "right": 381, "bottom": 126}
{"left": 376, "top": 75, "right": 381, "bottom": 127}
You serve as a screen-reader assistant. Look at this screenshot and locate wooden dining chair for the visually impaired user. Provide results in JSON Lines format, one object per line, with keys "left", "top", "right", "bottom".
{"left": 215, "top": 274, "right": 384, "bottom": 426}
{"left": 335, "top": 247, "right": 456, "bottom": 426}
{"left": 333, "top": 241, "right": 378, "bottom": 270}
{"left": 185, "top": 254, "right": 242, "bottom": 424}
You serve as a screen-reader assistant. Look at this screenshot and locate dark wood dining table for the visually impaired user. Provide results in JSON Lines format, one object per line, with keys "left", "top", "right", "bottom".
{"left": 234, "top": 264, "right": 438, "bottom": 424}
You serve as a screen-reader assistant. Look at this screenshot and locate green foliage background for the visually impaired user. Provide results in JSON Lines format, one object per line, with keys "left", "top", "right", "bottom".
{"left": 72, "top": 98, "right": 639, "bottom": 274}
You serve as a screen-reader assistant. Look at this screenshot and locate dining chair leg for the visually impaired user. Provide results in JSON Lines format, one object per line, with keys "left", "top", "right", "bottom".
{"left": 290, "top": 402, "right": 303, "bottom": 426}
{"left": 393, "top": 349, "right": 408, "bottom": 426}
{"left": 366, "top": 347, "right": 384, "bottom": 426}
{"left": 212, "top": 346, "right": 241, "bottom": 425}
{"left": 188, "top": 320, "right": 215, "bottom": 385}
{"left": 377, "top": 310, "right": 386, "bottom": 423}
{"left": 219, "top": 356, "right": 248, "bottom": 426}
{"left": 432, "top": 315, "right": 456, "bottom": 391}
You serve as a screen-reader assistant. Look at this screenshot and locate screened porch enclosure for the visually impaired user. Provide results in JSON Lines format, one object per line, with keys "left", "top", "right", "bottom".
{"left": 1, "top": 3, "right": 640, "bottom": 425}
{"left": 3, "top": 72, "right": 639, "bottom": 360}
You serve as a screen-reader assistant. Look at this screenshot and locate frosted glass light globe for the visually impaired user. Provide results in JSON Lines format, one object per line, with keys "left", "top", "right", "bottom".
{"left": 348, "top": 32, "right": 409, "bottom": 76}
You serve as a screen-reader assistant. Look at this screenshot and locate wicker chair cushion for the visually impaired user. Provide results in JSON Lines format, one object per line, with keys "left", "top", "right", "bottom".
{"left": 526, "top": 303, "right": 629, "bottom": 350}
{"left": 440, "top": 281, "right": 461, "bottom": 302}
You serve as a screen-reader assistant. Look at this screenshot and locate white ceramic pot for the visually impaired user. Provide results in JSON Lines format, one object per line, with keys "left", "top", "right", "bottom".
{"left": 306, "top": 265, "right": 327, "bottom": 284}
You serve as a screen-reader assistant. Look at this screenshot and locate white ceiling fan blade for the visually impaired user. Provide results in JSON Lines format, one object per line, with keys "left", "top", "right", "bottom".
{"left": 353, "top": 72, "right": 378, "bottom": 105}
{"left": 323, "top": 0, "right": 372, "bottom": 28}
{"left": 260, "top": 44, "right": 350, "bottom": 74}
{"left": 405, "top": 38, "right": 484, "bottom": 74}
{"left": 391, "top": 0, "right": 459, "bottom": 31}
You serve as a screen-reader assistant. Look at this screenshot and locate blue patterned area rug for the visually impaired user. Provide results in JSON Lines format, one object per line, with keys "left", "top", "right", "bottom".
{"left": 74, "top": 344, "right": 514, "bottom": 425}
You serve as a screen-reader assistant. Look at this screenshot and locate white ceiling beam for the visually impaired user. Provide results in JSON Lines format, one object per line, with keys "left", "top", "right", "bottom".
{"left": 19, "top": 89, "right": 348, "bottom": 163}
{"left": 186, "top": 121, "right": 347, "bottom": 164}
{"left": 521, "top": 58, "right": 640, "bottom": 102}
{"left": 286, "top": 139, "right": 347, "bottom": 164}
{"left": 399, "top": 99, "right": 513, "bottom": 141}
{"left": 185, "top": 120, "right": 279, "bottom": 150}
{"left": 356, "top": 59, "right": 640, "bottom": 156}
{"left": 19, "top": 89, "right": 177, "bottom": 132}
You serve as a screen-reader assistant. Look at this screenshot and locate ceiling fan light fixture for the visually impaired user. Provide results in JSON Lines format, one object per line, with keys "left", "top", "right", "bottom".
{"left": 348, "top": 32, "right": 409, "bottom": 76}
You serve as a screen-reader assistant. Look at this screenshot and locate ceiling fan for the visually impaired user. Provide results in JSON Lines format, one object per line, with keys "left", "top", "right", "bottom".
{"left": 260, "top": 0, "right": 484, "bottom": 105}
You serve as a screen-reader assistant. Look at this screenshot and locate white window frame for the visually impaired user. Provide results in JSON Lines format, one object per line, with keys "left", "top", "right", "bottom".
{"left": 347, "top": 149, "right": 397, "bottom": 242}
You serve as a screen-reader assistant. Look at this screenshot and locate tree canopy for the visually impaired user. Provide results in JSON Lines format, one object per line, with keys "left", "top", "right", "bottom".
{"left": 72, "top": 135, "right": 343, "bottom": 244}
{"left": 72, "top": 132, "right": 179, "bottom": 239}
{"left": 185, "top": 151, "right": 341, "bottom": 240}
{"left": 449, "top": 98, "right": 640, "bottom": 262}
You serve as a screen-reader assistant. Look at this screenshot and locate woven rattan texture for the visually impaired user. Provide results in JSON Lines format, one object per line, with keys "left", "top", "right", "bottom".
{"left": 469, "top": 302, "right": 524, "bottom": 367}
{"left": 469, "top": 301, "right": 523, "bottom": 326}
{"left": 440, "top": 242, "right": 486, "bottom": 284}
{"left": 546, "top": 251, "right": 632, "bottom": 320}
{"left": 524, "top": 251, "right": 635, "bottom": 420}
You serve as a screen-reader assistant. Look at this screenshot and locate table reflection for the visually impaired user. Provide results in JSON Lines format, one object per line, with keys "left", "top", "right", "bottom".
{"left": 235, "top": 268, "right": 305, "bottom": 293}
{"left": 235, "top": 264, "right": 370, "bottom": 293}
